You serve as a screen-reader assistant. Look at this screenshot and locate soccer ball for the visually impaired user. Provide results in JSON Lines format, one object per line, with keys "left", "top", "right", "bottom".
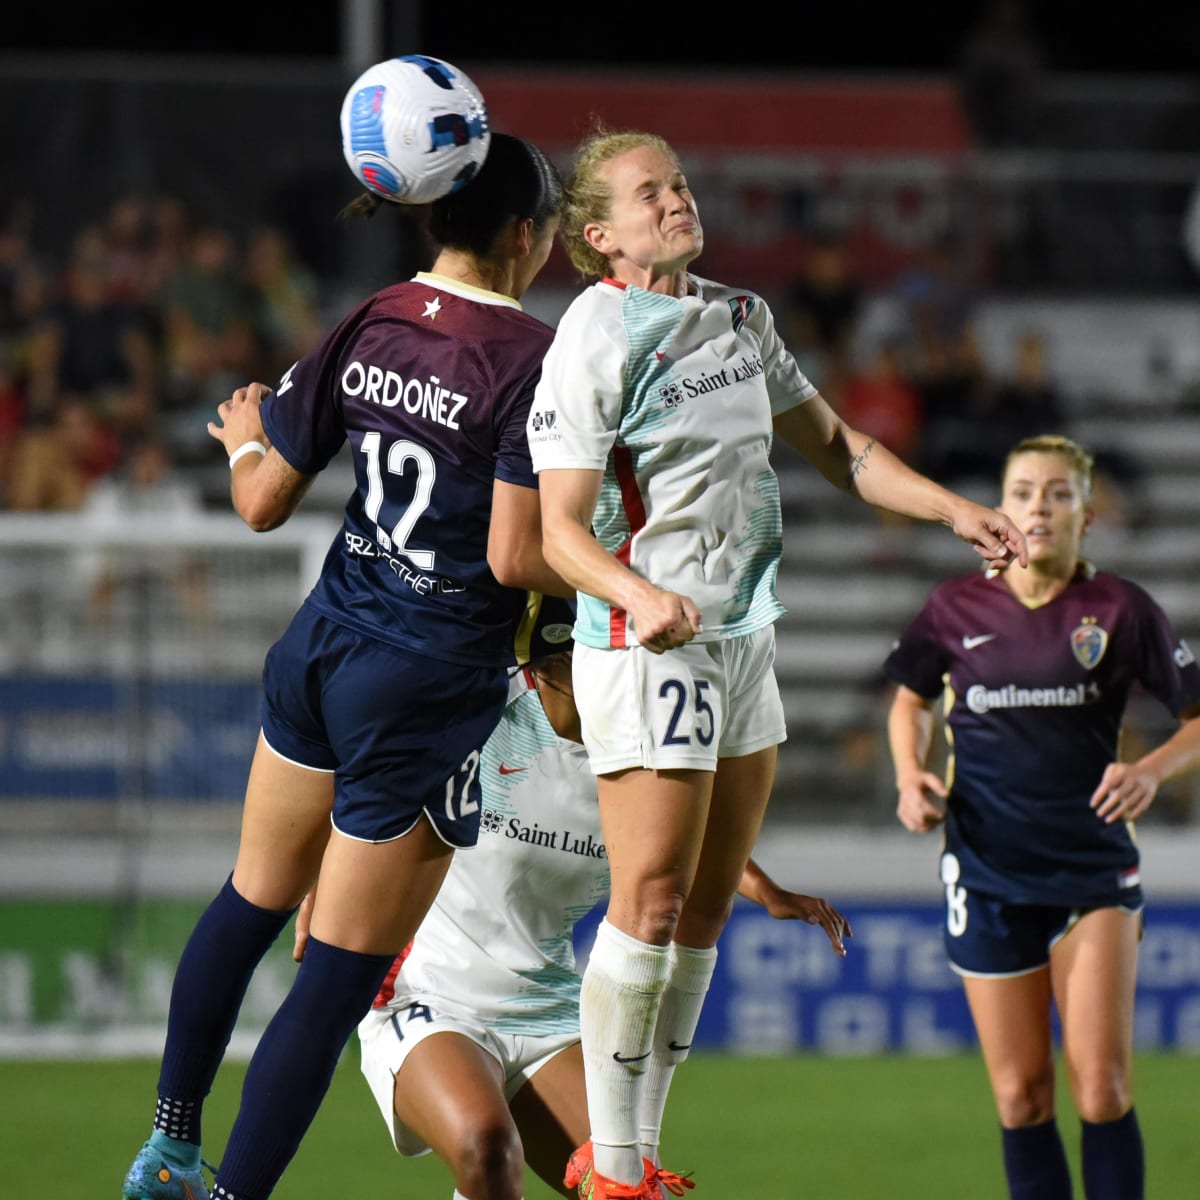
{"left": 339, "top": 55, "right": 491, "bottom": 205}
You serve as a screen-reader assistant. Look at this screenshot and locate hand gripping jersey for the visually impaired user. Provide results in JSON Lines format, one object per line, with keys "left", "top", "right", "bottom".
{"left": 373, "top": 669, "right": 610, "bottom": 1034}
{"left": 884, "top": 563, "right": 1200, "bottom": 905}
{"left": 527, "top": 275, "right": 817, "bottom": 649}
{"left": 261, "top": 273, "right": 554, "bottom": 668}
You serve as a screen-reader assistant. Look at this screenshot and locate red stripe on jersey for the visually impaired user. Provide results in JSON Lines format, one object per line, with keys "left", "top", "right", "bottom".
{"left": 610, "top": 444, "right": 648, "bottom": 649}
{"left": 372, "top": 942, "right": 413, "bottom": 1008}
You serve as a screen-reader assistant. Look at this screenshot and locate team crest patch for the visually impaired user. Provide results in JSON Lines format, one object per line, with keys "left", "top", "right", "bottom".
{"left": 728, "top": 295, "right": 755, "bottom": 331}
{"left": 1070, "top": 620, "right": 1108, "bottom": 669}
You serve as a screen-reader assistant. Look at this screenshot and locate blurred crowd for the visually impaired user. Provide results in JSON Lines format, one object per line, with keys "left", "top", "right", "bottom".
{"left": 782, "top": 226, "right": 1148, "bottom": 537}
{"left": 0, "top": 192, "right": 325, "bottom": 516}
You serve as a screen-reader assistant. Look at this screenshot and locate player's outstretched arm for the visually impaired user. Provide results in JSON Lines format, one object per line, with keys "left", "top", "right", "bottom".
{"left": 773, "top": 393, "right": 1027, "bottom": 571}
{"left": 737, "top": 858, "right": 851, "bottom": 956}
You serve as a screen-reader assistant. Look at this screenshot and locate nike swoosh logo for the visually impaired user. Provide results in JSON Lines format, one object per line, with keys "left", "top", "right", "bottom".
{"left": 962, "top": 634, "right": 997, "bottom": 650}
{"left": 497, "top": 764, "right": 527, "bottom": 775}
{"left": 668, "top": 1041, "right": 691, "bottom": 1052}
{"left": 612, "top": 1050, "right": 651, "bottom": 1064}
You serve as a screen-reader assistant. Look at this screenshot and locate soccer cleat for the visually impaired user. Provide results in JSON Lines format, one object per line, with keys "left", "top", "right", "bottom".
{"left": 122, "top": 1136, "right": 212, "bottom": 1200}
{"left": 564, "top": 1142, "right": 685, "bottom": 1200}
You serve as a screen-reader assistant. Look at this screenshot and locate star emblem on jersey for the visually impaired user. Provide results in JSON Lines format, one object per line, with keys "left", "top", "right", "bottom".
{"left": 422, "top": 296, "right": 442, "bottom": 319}
{"left": 1070, "top": 619, "right": 1109, "bottom": 669}
{"left": 962, "top": 634, "right": 996, "bottom": 649}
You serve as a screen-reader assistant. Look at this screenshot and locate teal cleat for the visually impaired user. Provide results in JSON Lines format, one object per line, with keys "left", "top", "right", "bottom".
{"left": 122, "top": 1133, "right": 213, "bottom": 1200}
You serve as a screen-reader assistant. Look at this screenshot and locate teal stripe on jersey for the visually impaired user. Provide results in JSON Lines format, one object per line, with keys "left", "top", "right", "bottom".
{"left": 620, "top": 287, "right": 685, "bottom": 435}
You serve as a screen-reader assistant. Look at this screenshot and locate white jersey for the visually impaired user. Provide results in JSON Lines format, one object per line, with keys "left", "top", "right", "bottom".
{"left": 373, "top": 668, "right": 608, "bottom": 1036}
{"left": 527, "top": 274, "right": 817, "bottom": 649}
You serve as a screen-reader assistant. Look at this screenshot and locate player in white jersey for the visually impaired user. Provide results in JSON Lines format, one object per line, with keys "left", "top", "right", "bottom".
{"left": 526, "top": 128, "right": 1028, "bottom": 1199}
{"left": 298, "top": 599, "right": 850, "bottom": 1200}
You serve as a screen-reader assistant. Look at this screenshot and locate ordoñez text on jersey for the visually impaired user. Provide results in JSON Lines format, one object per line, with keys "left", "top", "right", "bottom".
{"left": 341, "top": 360, "right": 468, "bottom": 430}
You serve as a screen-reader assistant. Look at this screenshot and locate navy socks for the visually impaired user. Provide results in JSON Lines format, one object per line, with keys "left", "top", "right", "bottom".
{"left": 1081, "top": 1109, "right": 1143, "bottom": 1200}
{"left": 212, "top": 935, "right": 395, "bottom": 1199}
{"left": 155, "top": 876, "right": 295, "bottom": 1146}
{"left": 1001, "top": 1119, "right": 1073, "bottom": 1199}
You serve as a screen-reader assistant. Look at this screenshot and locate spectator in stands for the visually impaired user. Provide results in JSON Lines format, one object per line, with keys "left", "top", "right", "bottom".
{"left": 783, "top": 226, "right": 864, "bottom": 399}
{"left": 922, "top": 327, "right": 1061, "bottom": 486}
{"left": 893, "top": 231, "right": 981, "bottom": 356}
{"left": 838, "top": 337, "right": 925, "bottom": 469}
{"left": 909, "top": 323, "right": 993, "bottom": 483}
{"left": 242, "top": 224, "right": 323, "bottom": 387}
{"left": 5, "top": 395, "right": 119, "bottom": 510}
{"left": 142, "top": 195, "right": 194, "bottom": 303}
{"left": 159, "top": 225, "right": 257, "bottom": 459}
{"left": 0, "top": 343, "right": 28, "bottom": 502}
{"left": 100, "top": 194, "right": 158, "bottom": 310}
{"left": 885, "top": 433, "right": 1200, "bottom": 1200}
{"left": 25, "top": 229, "right": 158, "bottom": 437}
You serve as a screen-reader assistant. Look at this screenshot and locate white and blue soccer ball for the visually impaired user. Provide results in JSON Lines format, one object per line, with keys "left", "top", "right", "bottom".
{"left": 339, "top": 55, "right": 491, "bottom": 205}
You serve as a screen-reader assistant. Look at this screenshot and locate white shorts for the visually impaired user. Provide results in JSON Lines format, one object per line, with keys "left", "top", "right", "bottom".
{"left": 573, "top": 626, "right": 786, "bottom": 774}
{"left": 358, "top": 996, "right": 580, "bottom": 1156}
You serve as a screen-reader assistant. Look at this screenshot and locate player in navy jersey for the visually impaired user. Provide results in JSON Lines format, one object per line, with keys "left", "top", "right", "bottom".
{"left": 885, "top": 435, "right": 1200, "bottom": 1200}
{"left": 527, "top": 126, "right": 1029, "bottom": 1200}
{"left": 122, "top": 133, "right": 571, "bottom": 1200}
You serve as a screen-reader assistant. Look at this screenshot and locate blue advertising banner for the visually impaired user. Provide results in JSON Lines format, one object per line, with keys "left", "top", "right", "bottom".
{"left": 577, "top": 900, "right": 1200, "bottom": 1053}
{"left": 0, "top": 677, "right": 260, "bottom": 803}
{"left": 2, "top": 897, "right": 1199, "bottom": 1056}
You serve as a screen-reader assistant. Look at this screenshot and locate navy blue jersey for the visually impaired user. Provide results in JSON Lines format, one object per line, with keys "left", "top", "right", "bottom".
{"left": 261, "top": 273, "right": 554, "bottom": 668}
{"left": 884, "top": 563, "right": 1200, "bottom": 905}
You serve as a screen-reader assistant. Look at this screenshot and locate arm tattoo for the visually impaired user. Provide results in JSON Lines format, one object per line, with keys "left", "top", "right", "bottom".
{"left": 846, "top": 439, "right": 876, "bottom": 491}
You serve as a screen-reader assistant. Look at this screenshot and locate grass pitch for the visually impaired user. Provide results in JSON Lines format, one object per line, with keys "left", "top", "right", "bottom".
{"left": 10, "top": 1050, "right": 1196, "bottom": 1198}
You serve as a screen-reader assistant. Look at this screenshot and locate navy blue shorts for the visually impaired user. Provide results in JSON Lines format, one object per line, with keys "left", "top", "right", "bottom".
{"left": 942, "top": 888, "right": 1144, "bottom": 978}
{"left": 260, "top": 604, "right": 507, "bottom": 846}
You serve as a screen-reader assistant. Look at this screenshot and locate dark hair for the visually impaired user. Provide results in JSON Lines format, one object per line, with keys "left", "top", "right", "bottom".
{"left": 428, "top": 132, "right": 562, "bottom": 255}
{"left": 339, "top": 132, "right": 562, "bottom": 259}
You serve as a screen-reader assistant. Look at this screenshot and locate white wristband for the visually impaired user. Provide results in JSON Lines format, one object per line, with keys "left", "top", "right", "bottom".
{"left": 228, "top": 440, "right": 268, "bottom": 468}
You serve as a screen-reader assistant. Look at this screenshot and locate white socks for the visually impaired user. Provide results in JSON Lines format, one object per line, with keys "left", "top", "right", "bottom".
{"left": 580, "top": 919, "right": 670, "bottom": 1185}
{"left": 638, "top": 941, "right": 717, "bottom": 1165}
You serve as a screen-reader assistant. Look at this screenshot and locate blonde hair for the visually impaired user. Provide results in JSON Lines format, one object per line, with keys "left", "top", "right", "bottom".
{"left": 1003, "top": 434, "right": 1094, "bottom": 504}
{"left": 561, "top": 127, "right": 680, "bottom": 279}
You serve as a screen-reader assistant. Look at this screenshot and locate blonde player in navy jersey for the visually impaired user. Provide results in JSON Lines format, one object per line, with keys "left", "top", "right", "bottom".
{"left": 885, "top": 434, "right": 1200, "bottom": 1200}
{"left": 525, "top": 127, "right": 1029, "bottom": 1200}
{"left": 122, "top": 133, "right": 572, "bottom": 1200}
{"left": 330, "top": 597, "right": 847, "bottom": 1200}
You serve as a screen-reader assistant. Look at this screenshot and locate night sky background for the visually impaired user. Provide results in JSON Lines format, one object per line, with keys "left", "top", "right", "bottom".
{"left": 4, "top": 3, "right": 1199, "bottom": 78}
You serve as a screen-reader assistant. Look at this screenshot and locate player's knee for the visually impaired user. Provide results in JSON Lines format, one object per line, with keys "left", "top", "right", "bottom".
{"left": 1071, "top": 1064, "right": 1133, "bottom": 1124}
{"left": 993, "top": 1067, "right": 1056, "bottom": 1127}
{"left": 452, "top": 1121, "right": 524, "bottom": 1198}
{"left": 611, "top": 880, "right": 687, "bottom": 945}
